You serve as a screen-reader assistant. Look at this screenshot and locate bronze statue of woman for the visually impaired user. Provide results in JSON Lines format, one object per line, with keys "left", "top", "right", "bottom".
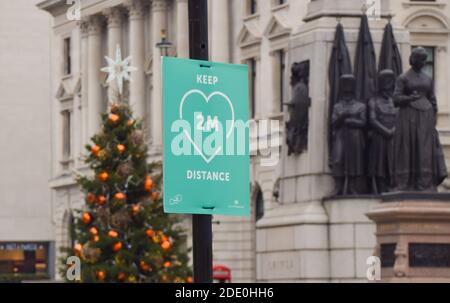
{"left": 392, "top": 47, "right": 447, "bottom": 191}
{"left": 368, "top": 70, "right": 398, "bottom": 194}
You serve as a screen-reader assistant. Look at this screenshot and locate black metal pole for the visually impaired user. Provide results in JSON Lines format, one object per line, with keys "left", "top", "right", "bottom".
{"left": 188, "top": 0, "right": 213, "bottom": 283}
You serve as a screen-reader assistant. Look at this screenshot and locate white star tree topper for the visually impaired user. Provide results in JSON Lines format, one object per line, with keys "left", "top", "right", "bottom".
{"left": 101, "top": 44, "right": 137, "bottom": 95}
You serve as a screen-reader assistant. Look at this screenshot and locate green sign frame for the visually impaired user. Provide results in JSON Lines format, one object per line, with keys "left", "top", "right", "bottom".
{"left": 162, "top": 57, "right": 249, "bottom": 216}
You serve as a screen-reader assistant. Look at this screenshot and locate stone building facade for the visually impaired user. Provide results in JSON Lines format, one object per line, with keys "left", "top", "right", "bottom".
{"left": 0, "top": 0, "right": 53, "bottom": 278}
{"left": 38, "top": 0, "right": 450, "bottom": 282}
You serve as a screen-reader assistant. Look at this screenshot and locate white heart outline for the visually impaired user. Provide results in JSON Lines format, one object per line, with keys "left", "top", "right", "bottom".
{"left": 179, "top": 89, "right": 235, "bottom": 163}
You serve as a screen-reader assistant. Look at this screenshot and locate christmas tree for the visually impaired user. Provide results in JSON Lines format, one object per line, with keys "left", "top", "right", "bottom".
{"left": 64, "top": 103, "right": 192, "bottom": 283}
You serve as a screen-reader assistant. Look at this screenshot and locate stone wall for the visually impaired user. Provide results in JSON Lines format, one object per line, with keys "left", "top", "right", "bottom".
{"left": 0, "top": 0, "right": 53, "bottom": 247}
{"left": 325, "top": 198, "right": 380, "bottom": 282}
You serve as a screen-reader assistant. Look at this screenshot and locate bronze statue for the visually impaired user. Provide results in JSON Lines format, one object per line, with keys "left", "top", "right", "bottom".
{"left": 285, "top": 61, "right": 310, "bottom": 156}
{"left": 368, "top": 70, "right": 398, "bottom": 194}
{"left": 331, "top": 74, "right": 367, "bottom": 195}
{"left": 392, "top": 47, "right": 447, "bottom": 191}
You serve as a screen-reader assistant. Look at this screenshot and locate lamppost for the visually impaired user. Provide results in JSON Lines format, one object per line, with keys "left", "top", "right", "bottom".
{"left": 188, "top": 0, "right": 212, "bottom": 284}
{"left": 156, "top": 29, "right": 172, "bottom": 57}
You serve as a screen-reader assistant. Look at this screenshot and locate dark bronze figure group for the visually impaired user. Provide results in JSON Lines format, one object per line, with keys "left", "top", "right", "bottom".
{"left": 330, "top": 47, "right": 447, "bottom": 195}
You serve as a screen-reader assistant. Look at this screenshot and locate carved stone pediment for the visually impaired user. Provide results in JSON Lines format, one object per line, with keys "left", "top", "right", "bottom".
{"left": 56, "top": 81, "right": 73, "bottom": 101}
{"left": 404, "top": 10, "right": 450, "bottom": 33}
{"left": 238, "top": 24, "right": 262, "bottom": 49}
{"left": 264, "top": 15, "right": 291, "bottom": 40}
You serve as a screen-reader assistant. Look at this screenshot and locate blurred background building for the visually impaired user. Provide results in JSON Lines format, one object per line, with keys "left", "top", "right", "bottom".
{"left": 0, "top": 0, "right": 53, "bottom": 281}
{"left": 0, "top": 0, "right": 445, "bottom": 281}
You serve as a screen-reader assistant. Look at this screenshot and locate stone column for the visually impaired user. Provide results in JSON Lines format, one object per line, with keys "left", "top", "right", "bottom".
{"left": 87, "top": 15, "right": 104, "bottom": 138}
{"left": 126, "top": 0, "right": 146, "bottom": 118}
{"left": 176, "top": 0, "right": 189, "bottom": 58}
{"left": 80, "top": 19, "right": 89, "bottom": 146}
{"left": 211, "top": 0, "right": 229, "bottom": 62}
{"left": 103, "top": 7, "right": 123, "bottom": 104}
{"left": 211, "top": 0, "right": 255, "bottom": 282}
{"left": 151, "top": 0, "right": 167, "bottom": 151}
{"left": 435, "top": 46, "right": 448, "bottom": 125}
{"left": 270, "top": 52, "right": 281, "bottom": 115}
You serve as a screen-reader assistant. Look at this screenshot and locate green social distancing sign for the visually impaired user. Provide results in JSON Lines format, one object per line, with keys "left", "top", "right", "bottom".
{"left": 162, "top": 57, "right": 249, "bottom": 216}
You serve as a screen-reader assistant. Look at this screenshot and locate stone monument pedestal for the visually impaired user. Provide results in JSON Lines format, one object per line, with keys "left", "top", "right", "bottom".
{"left": 256, "top": 196, "right": 381, "bottom": 282}
{"left": 367, "top": 193, "right": 450, "bottom": 282}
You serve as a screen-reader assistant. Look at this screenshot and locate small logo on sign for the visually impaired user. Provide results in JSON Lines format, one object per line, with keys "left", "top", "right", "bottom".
{"left": 169, "top": 194, "right": 183, "bottom": 206}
